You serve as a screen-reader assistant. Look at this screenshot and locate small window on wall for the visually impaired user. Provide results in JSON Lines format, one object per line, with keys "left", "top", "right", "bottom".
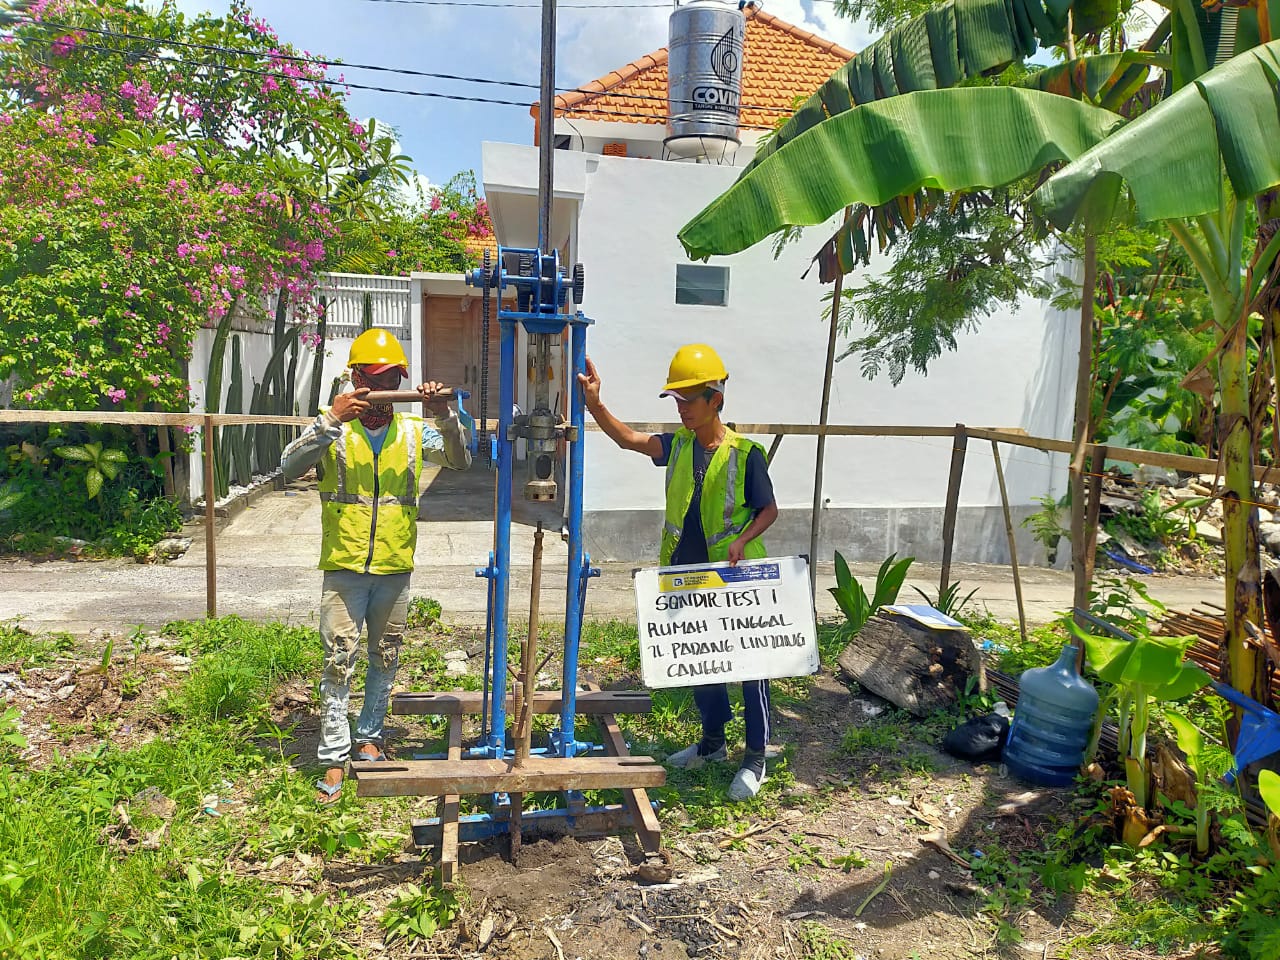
{"left": 675, "top": 264, "right": 729, "bottom": 306}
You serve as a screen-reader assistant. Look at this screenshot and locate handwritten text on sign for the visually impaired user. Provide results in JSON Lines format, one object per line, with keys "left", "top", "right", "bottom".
{"left": 634, "top": 556, "right": 819, "bottom": 689}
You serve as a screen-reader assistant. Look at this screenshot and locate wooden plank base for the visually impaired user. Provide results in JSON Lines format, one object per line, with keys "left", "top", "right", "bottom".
{"left": 351, "top": 756, "right": 666, "bottom": 798}
{"left": 391, "top": 689, "right": 651, "bottom": 716}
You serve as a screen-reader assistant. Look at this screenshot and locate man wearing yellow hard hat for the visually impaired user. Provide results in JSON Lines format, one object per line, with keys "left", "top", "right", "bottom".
{"left": 281, "top": 328, "right": 471, "bottom": 804}
{"left": 578, "top": 344, "right": 779, "bottom": 800}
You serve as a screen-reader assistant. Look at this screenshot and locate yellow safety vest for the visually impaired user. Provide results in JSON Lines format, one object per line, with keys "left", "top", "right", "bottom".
{"left": 316, "top": 414, "right": 423, "bottom": 575}
{"left": 661, "top": 427, "right": 767, "bottom": 565}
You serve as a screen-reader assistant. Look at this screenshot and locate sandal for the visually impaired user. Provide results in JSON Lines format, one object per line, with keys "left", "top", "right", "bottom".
{"left": 315, "top": 769, "right": 344, "bottom": 805}
{"left": 355, "top": 745, "right": 387, "bottom": 762}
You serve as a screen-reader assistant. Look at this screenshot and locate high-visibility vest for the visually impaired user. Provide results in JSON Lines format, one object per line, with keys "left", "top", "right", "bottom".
{"left": 316, "top": 414, "right": 423, "bottom": 574}
{"left": 661, "top": 427, "right": 767, "bottom": 565}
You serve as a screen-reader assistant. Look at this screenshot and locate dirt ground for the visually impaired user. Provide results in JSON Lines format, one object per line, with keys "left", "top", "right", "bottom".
{"left": 2, "top": 630, "right": 1209, "bottom": 960}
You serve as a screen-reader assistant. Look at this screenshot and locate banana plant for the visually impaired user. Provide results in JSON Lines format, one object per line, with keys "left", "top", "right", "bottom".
{"left": 1164, "top": 710, "right": 1235, "bottom": 855}
{"left": 52, "top": 441, "right": 128, "bottom": 500}
{"left": 1261, "top": 768, "right": 1280, "bottom": 859}
{"left": 1067, "top": 618, "right": 1211, "bottom": 813}
{"left": 829, "top": 551, "right": 914, "bottom": 635}
{"left": 1038, "top": 41, "right": 1280, "bottom": 717}
{"left": 676, "top": 0, "right": 1280, "bottom": 721}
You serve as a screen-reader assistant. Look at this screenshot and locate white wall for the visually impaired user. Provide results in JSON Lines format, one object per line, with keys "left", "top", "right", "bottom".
{"left": 532, "top": 148, "right": 1076, "bottom": 518}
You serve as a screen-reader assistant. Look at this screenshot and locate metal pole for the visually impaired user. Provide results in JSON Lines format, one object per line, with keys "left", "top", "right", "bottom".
{"left": 516, "top": 523, "right": 544, "bottom": 767}
{"left": 487, "top": 317, "right": 518, "bottom": 755}
{"left": 203, "top": 415, "right": 216, "bottom": 619}
{"left": 559, "top": 319, "right": 588, "bottom": 755}
{"left": 536, "top": 0, "right": 557, "bottom": 251}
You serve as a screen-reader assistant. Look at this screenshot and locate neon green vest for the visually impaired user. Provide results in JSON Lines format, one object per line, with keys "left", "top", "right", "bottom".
{"left": 317, "top": 414, "right": 423, "bottom": 575}
{"left": 661, "top": 427, "right": 768, "bottom": 565}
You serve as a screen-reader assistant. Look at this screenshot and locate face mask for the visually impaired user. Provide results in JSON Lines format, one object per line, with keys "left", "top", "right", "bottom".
{"left": 351, "top": 366, "right": 400, "bottom": 430}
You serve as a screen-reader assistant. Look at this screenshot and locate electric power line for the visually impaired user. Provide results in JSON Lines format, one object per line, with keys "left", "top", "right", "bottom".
{"left": 7, "top": 30, "right": 779, "bottom": 129}
{"left": 19, "top": 16, "right": 799, "bottom": 115}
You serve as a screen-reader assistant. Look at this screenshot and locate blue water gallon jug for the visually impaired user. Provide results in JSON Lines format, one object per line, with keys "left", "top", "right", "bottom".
{"left": 1003, "top": 644, "right": 1099, "bottom": 786}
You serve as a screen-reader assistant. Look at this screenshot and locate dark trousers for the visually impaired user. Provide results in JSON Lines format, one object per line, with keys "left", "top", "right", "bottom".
{"left": 693, "top": 679, "right": 772, "bottom": 753}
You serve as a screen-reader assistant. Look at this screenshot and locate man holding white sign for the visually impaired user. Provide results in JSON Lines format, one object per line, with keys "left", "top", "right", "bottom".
{"left": 578, "top": 344, "right": 781, "bottom": 800}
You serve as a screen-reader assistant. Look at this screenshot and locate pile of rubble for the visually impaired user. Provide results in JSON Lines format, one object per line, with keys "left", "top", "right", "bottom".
{"left": 1093, "top": 469, "right": 1280, "bottom": 574}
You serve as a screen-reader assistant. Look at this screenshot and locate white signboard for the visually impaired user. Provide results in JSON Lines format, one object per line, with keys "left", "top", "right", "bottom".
{"left": 634, "top": 556, "right": 819, "bottom": 689}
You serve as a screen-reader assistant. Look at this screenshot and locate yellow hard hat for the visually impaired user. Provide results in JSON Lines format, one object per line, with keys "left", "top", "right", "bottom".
{"left": 348, "top": 328, "right": 408, "bottom": 374}
{"left": 660, "top": 343, "right": 728, "bottom": 396}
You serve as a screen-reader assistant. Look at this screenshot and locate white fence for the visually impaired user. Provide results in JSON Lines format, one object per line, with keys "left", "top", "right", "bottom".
{"left": 186, "top": 272, "right": 416, "bottom": 500}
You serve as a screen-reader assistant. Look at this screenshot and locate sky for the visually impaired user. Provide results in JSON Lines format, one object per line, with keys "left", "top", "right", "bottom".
{"left": 173, "top": 0, "right": 877, "bottom": 188}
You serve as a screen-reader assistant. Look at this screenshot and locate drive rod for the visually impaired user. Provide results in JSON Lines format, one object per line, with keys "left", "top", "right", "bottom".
{"left": 361, "top": 389, "right": 456, "bottom": 404}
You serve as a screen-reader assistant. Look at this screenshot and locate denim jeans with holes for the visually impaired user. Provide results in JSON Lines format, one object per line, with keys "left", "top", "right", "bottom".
{"left": 317, "top": 568, "right": 410, "bottom": 767}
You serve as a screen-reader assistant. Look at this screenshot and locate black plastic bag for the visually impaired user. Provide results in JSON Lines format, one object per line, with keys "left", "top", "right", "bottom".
{"left": 942, "top": 713, "right": 1010, "bottom": 763}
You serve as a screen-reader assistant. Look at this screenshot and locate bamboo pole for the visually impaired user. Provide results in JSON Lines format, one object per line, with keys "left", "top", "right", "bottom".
{"left": 939, "top": 423, "right": 969, "bottom": 596}
{"left": 990, "top": 441, "right": 1027, "bottom": 644}
{"left": 810, "top": 212, "right": 852, "bottom": 595}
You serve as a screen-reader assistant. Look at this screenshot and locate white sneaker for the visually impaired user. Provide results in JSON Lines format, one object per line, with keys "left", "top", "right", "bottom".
{"left": 666, "top": 742, "right": 728, "bottom": 769}
{"left": 728, "top": 766, "right": 766, "bottom": 801}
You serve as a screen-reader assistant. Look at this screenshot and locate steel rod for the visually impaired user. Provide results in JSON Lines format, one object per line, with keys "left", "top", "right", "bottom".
{"left": 537, "top": 0, "right": 557, "bottom": 250}
{"left": 487, "top": 316, "right": 518, "bottom": 754}
{"left": 361, "top": 390, "right": 454, "bottom": 403}
{"left": 559, "top": 319, "right": 589, "bottom": 754}
{"left": 516, "top": 523, "right": 545, "bottom": 767}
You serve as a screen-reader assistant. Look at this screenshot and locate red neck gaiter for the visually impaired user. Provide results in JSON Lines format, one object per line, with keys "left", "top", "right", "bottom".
{"left": 351, "top": 367, "right": 397, "bottom": 431}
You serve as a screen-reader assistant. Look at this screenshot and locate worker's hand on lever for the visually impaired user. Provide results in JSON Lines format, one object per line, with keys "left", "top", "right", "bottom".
{"left": 330, "top": 387, "right": 371, "bottom": 423}
{"left": 417, "top": 381, "right": 451, "bottom": 415}
{"left": 577, "top": 356, "right": 602, "bottom": 413}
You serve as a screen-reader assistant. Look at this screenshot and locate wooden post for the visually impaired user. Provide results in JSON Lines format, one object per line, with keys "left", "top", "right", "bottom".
{"left": 939, "top": 423, "right": 969, "bottom": 596}
{"left": 809, "top": 206, "right": 853, "bottom": 595}
{"left": 203, "top": 415, "right": 216, "bottom": 619}
{"left": 1071, "top": 233, "right": 1098, "bottom": 668}
{"left": 990, "top": 441, "right": 1027, "bottom": 644}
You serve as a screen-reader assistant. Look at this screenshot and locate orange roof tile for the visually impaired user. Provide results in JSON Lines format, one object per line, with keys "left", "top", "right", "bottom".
{"left": 530, "top": 8, "right": 853, "bottom": 134}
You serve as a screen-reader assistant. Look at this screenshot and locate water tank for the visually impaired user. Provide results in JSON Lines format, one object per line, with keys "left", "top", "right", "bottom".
{"left": 1002, "top": 644, "right": 1100, "bottom": 787}
{"left": 666, "top": 0, "right": 745, "bottom": 161}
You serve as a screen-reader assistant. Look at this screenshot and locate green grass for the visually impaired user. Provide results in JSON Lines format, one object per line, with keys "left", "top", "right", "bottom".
{"left": 160, "top": 617, "right": 321, "bottom": 722}
{"left": 0, "top": 619, "right": 75, "bottom": 667}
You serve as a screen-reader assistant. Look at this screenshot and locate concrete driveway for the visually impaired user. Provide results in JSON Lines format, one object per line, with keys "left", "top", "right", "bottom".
{"left": 0, "top": 470, "right": 1228, "bottom": 635}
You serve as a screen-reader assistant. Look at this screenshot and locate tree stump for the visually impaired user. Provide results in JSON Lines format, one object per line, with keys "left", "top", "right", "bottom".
{"left": 837, "top": 610, "right": 984, "bottom": 716}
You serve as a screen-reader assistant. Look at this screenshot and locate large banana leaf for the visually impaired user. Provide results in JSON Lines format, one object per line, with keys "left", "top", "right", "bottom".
{"left": 1034, "top": 40, "right": 1280, "bottom": 230}
{"left": 747, "top": 0, "right": 1077, "bottom": 176}
{"left": 678, "top": 86, "right": 1123, "bottom": 261}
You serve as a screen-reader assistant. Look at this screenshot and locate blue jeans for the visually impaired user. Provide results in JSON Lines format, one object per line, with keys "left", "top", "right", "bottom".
{"left": 317, "top": 569, "right": 410, "bottom": 766}
{"left": 693, "top": 680, "right": 772, "bottom": 753}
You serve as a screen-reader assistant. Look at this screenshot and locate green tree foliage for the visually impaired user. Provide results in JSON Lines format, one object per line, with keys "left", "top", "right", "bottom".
{"left": 835, "top": 188, "right": 1052, "bottom": 384}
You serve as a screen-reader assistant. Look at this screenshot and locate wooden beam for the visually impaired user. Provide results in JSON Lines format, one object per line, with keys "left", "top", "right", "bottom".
{"left": 582, "top": 679, "right": 662, "bottom": 856}
{"left": 438, "top": 716, "right": 462, "bottom": 884}
{"left": 391, "top": 689, "right": 652, "bottom": 716}
{"left": 939, "top": 423, "right": 969, "bottom": 596}
{"left": 350, "top": 756, "right": 666, "bottom": 798}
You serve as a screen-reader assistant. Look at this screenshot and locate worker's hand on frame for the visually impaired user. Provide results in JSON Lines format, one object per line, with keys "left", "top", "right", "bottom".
{"left": 727, "top": 537, "right": 747, "bottom": 567}
{"left": 577, "top": 356, "right": 601, "bottom": 411}
{"left": 331, "top": 387, "right": 370, "bottom": 422}
{"left": 417, "top": 381, "right": 450, "bottom": 414}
